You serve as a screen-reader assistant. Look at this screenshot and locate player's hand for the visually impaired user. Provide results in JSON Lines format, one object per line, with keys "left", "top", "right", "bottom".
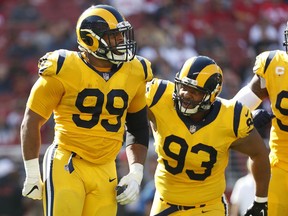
{"left": 252, "top": 109, "right": 274, "bottom": 129}
{"left": 22, "top": 176, "right": 43, "bottom": 200}
{"left": 244, "top": 201, "right": 268, "bottom": 216}
{"left": 116, "top": 163, "right": 143, "bottom": 205}
{"left": 22, "top": 158, "right": 43, "bottom": 200}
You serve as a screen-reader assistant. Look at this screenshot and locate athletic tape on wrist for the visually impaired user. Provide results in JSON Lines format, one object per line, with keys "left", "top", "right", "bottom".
{"left": 24, "top": 158, "right": 40, "bottom": 178}
{"left": 255, "top": 196, "right": 268, "bottom": 203}
{"left": 233, "top": 86, "right": 262, "bottom": 110}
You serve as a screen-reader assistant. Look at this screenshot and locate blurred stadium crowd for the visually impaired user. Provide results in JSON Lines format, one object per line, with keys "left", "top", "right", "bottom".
{"left": 0, "top": 0, "right": 287, "bottom": 215}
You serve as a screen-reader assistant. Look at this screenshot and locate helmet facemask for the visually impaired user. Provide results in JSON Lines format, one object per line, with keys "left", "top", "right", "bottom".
{"left": 173, "top": 77, "right": 213, "bottom": 116}
{"left": 103, "top": 21, "right": 136, "bottom": 64}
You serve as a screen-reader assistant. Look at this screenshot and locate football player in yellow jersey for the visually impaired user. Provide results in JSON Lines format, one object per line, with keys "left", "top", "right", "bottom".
{"left": 233, "top": 22, "right": 288, "bottom": 216}
{"left": 146, "top": 56, "right": 270, "bottom": 216}
{"left": 20, "top": 4, "right": 153, "bottom": 216}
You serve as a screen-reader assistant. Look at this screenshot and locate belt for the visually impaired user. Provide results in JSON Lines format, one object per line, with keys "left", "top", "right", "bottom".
{"left": 154, "top": 198, "right": 206, "bottom": 215}
{"left": 65, "top": 152, "right": 80, "bottom": 174}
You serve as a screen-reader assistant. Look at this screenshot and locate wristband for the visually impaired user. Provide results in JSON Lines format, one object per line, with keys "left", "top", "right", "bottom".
{"left": 255, "top": 196, "right": 268, "bottom": 203}
{"left": 130, "top": 163, "right": 143, "bottom": 173}
{"left": 233, "top": 86, "right": 262, "bottom": 110}
{"left": 24, "top": 158, "right": 41, "bottom": 178}
{"left": 129, "top": 163, "right": 143, "bottom": 185}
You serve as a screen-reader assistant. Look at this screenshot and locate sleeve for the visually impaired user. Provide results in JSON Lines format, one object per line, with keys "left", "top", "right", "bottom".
{"left": 126, "top": 107, "right": 149, "bottom": 147}
{"left": 252, "top": 51, "right": 271, "bottom": 78}
{"left": 127, "top": 81, "right": 147, "bottom": 113}
{"left": 145, "top": 78, "right": 160, "bottom": 108}
{"left": 127, "top": 56, "right": 154, "bottom": 113}
{"left": 27, "top": 76, "right": 64, "bottom": 119}
{"left": 38, "top": 49, "right": 66, "bottom": 76}
{"left": 135, "top": 55, "right": 154, "bottom": 82}
{"left": 234, "top": 102, "right": 254, "bottom": 138}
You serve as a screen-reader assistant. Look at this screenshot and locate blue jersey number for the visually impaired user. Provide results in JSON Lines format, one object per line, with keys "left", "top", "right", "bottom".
{"left": 163, "top": 135, "right": 217, "bottom": 181}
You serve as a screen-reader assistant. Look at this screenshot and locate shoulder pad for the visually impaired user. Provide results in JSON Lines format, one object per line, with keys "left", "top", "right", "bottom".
{"left": 254, "top": 50, "right": 280, "bottom": 76}
{"left": 234, "top": 100, "right": 254, "bottom": 138}
{"left": 146, "top": 78, "right": 170, "bottom": 108}
{"left": 135, "top": 55, "right": 153, "bottom": 81}
{"left": 38, "top": 49, "right": 67, "bottom": 76}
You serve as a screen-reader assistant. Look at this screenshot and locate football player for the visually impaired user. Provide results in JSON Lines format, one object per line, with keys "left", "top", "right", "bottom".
{"left": 21, "top": 4, "right": 153, "bottom": 216}
{"left": 146, "top": 56, "right": 270, "bottom": 216}
{"left": 233, "top": 22, "right": 288, "bottom": 216}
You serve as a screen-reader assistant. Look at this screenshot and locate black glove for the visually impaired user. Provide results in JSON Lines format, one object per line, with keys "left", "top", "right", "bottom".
{"left": 244, "top": 201, "right": 268, "bottom": 216}
{"left": 252, "top": 109, "right": 274, "bottom": 129}
{"left": 116, "top": 185, "right": 127, "bottom": 196}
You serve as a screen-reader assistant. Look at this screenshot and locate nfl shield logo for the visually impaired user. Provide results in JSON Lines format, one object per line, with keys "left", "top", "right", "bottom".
{"left": 189, "top": 125, "right": 196, "bottom": 134}
{"left": 103, "top": 73, "right": 110, "bottom": 81}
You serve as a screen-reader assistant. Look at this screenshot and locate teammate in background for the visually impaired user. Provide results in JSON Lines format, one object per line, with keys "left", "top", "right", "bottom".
{"left": 145, "top": 56, "right": 270, "bottom": 216}
{"left": 233, "top": 22, "right": 288, "bottom": 216}
{"left": 230, "top": 158, "right": 255, "bottom": 216}
{"left": 20, "top": 4, "right": 153, "bottom": 216}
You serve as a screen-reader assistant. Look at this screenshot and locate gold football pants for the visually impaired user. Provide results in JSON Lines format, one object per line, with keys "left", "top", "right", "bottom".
{"left": 268, "top": 166, "right": 288, "bottom": 216}
{"left": 150, "top": 191, "right": 228, "bottom": 216}
{"left": 42, "top": 144, "right": 118, "bottom": 216}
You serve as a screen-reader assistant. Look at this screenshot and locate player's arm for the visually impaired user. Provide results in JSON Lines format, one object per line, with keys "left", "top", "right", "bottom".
{"left": 230, "top": 129, "right": 270, "bottom": 198}
{"left": 234, "top": 75, "right": 272, "bottom": 133}
{"left": 116, "top": 107, "right": 149, "bottom": 205}
{"left": 230, "top": 129, "right": 270, "bottom": 215}
{"left": 233, "top": 74, "right": 267, "bottom": 110}
{"left": 21, "top": 108, "right": 47, "bottom": 160}
{"left": 21, "top": 108, "right": 46, "bottom": 200}
{"left": 247, "top": 74, "right": 269, "bottom": 101}
{"left": 116, "top": 77, "right": 150, "bottom": 205}
{"left": 125, "top": 81, "right": 149, "bottom": 166}
{"left": 125, "top": 106, "right": 149, "bottom": 165}
{"left": 21, "top": 76, "right": 63, "bottom": 200}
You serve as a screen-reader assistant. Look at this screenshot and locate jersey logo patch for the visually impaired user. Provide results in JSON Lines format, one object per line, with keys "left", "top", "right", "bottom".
{"left": 189, "top": 125, "right": 197, "bottom": 134}
{"left": 103, "top": 73, "right": 110, "bottom": 81}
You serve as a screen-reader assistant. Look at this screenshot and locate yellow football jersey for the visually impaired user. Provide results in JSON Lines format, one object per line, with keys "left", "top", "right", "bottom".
{"left": 146, "top": 78, "right": 253, "bottom": 206}
{"left": 253, "top": 50, "right": 288, "bottom": 171}
{"left": 27, "top": 49, "right": 153, "bottom": 164}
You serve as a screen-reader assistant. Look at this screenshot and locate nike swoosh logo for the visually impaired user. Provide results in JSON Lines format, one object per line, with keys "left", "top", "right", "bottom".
{"left": 109, "top": 178, "right": 116, "bottom": 182}
{"left": 202, "top": 210, "right": 209, "bottom": 213}
{"left": 26, "top": 185, "right": 39, "bottom": 196}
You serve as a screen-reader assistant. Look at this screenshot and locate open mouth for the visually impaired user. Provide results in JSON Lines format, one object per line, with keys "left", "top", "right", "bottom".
{"left": 181, "top": 97, "right": 201, "bottom": 109}
{"left": 181, "top": 99, "right": 193, "bottom": 108}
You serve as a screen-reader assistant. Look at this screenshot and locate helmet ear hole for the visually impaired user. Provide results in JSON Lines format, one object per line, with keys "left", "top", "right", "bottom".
{"left": 83, "top": 36, "right": 93, "bottom": 46}
{"left": 81, "top": 34, "right": 99, "bottom": 52}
